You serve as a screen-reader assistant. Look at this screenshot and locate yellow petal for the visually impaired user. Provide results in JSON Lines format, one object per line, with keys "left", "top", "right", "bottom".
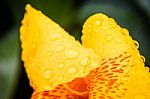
{"left": 20, "top": 4, "right": 100, "bottom": 92}
{"left": 82, "top": 13, "right": 150, "bottom": 98}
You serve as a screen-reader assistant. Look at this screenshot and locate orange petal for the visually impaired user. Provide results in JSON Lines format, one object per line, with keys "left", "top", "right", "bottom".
{"left": 31, "top": 78, "right": 88, "bottom": 99}
{"left": 31, "top": 84, "right": 75, "bottom": 99}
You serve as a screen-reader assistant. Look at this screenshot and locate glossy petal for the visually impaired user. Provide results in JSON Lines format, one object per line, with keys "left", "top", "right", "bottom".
{"left": 20, "top": 4, "right": 100, "bottom": 92}
{"left": 82, "top": 13, "right": 150, "bottom": 99}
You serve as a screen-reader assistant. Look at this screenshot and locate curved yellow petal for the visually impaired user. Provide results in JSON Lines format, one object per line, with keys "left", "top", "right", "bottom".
{"left": 20, "top": 4, "right": 100, "bottom": 92}
{"left": 82, "top": 13, "right": 150, "bottom": 98}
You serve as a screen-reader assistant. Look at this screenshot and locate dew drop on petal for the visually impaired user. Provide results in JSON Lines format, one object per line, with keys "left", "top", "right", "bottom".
{"left": 141, "top": 55, "right": 145, "bottom": 62}
{"left": 122, "top": 28, "right": 129, "bottom": 35}
{"left": 68, "top": 67, "right": 77, "bottom": 74}
{"left": 122, "top": 77, "right": 127, "bottom": 81}
{"left": 44, "top": 70, "right": 52, "bottom": 79}
{"left": 95, "top": 20, "right": 100, "bottom": 25}
{"left": 145, "top": 67, "right": 149, "bottom": 72}
{"left": 134, "top": 40, "right": 139, "bottom": 49}
{"left": 65, "top": 49, "right": 79, "bottom": 59}
{"left": 50, "top": 33, "right": 62, "bottom": 40}
{"left": 81, "top": 57, "right": 89, "bottom": 66}
{"left": 56, "top": 45, "right": 65, "bottom": 52}
{"left": 91, "top": 62, "right": 99, "bottom": 68}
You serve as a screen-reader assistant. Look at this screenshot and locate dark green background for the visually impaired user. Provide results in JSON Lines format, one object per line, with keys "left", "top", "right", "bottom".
{"left": 0, "top": 0, "right": 150, "bottom": 99}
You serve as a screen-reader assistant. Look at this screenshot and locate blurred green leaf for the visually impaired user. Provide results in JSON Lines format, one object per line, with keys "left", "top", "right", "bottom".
{"left": 134, "top": 0, "right": 150, "bottom": 20}
{"left": 0, "top": 28, "right": 20, "bottom": 99}
{"left": 29, "top": 0, "right": 75, "bottom": 27}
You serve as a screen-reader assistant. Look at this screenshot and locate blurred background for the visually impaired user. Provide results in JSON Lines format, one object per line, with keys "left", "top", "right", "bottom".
{"left": 0, "top": 0, "right": 150, "bottom": 99}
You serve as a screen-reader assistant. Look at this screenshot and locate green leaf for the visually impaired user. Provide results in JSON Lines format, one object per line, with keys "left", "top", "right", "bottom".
{"left": 0, "top": 28, "right": 20, "bottom": 99}
{"left": 29, "top": 0, "right": 74, "bottom": 27}
{"left": 134, "top": 0, "right": 150, "bottom": 20}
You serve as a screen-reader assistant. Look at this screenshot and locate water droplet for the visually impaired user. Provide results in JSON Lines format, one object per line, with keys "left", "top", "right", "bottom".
{"left": 81, "top": 57, "right": 89, "bottom": 66}
{"left": 91, "top": 62, "right": 99, "bottom": 67}
{"left": 105, "top": 34, "right": 113, "bottom": 41}
{"left": 141, "top": 55, "right": 145, "bottom": 62}
{"left": 134, "top": 40, "right": 139, "bottom": 49}
{"left": 56, "top": 45, "right": 65, "bottom": 51}
{"left": 73, "top": 41, "right": 80, "bottom": 46}
{"left": 44, "top": 70, "right": 52, "bottom": 79}
{"left": 68, "top": 67, "right": 77, "bottom": 74}
{"left": 58, "top": 63, "right": 65, "bottom": 68}
{"left": 134, "top": 94, "right": 146, "bottom": 99}
{"left": 145, "top": 67, "right": 149, "bottom": 72}
{"left": 122, "top": 28, "right": 129, "bottom": 35}
{"left": 95, "top": 21, "right": 100, "bottom": 25}
{"left": 50, "top": 33, "right": 62, "bottom": 40}
{"left": 122, "top": 77, "right": 127, "bottom": 81}
{"left": 29, "top": 80, "right": 35, "bottom": 88}
{"left": 65, "top": 49, "right": 79, "bottom": 59}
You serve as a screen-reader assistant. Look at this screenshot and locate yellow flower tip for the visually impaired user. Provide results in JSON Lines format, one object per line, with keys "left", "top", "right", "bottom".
{"left": 82, "top": 12, "right": 134, "bottom": 58}
{"left": 25, "top": 4, "right": 31, "bottom": 10}
{"left": 25, "top": 4, "right": 37, "bottom": 13}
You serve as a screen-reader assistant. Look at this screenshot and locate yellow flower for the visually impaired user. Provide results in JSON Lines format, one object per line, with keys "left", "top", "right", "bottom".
{"left": 20, "top": 4, "right": 150, "bottom": 99}
{"left": 82, "top": 14, "right": 150, "bottom": 99}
